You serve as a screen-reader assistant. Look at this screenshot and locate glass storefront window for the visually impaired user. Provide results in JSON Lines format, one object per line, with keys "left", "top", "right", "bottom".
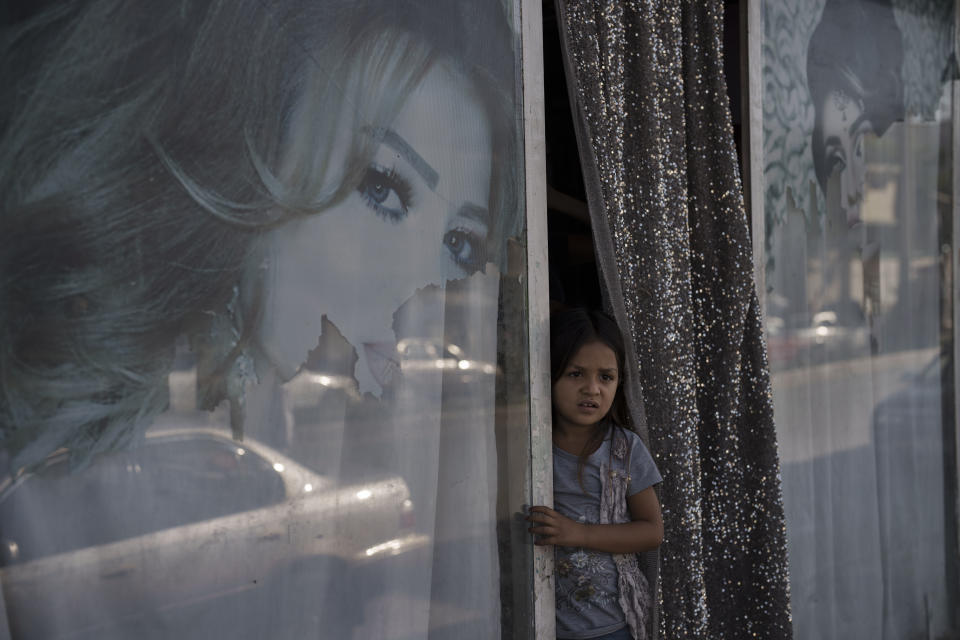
{"left": 758, "top": 0, "right": 959, "bottom": 637}
{"left": 0, "top": 1, "right": 539, "bottom": 638}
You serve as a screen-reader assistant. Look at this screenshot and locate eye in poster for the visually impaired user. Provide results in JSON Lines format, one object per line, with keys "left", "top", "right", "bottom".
{"left": 0, "top": 1, "right": 531, "bottom": 638}
{"left": 760, "top": 0, "right": 957, "bottom": 637}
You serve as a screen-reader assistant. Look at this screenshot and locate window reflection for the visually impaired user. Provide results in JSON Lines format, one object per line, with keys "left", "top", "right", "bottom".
{"left": 762, "top": 0, "right": 958, "bottom": 636}
{"left": 0, "top": 427, "right": 428, "bottom": 638}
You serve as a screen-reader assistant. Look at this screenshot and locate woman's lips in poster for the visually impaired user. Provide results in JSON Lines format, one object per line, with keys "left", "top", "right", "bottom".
{"left": 364, "top": 342, "right": 401, "bottom": 390}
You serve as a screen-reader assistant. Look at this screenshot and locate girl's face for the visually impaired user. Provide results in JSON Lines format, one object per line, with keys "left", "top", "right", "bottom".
{"left": 256, "top": 61, "right": 493, "bottom": 394}
{"left": 551, "top": 341, "right": 619, "bottom": 432}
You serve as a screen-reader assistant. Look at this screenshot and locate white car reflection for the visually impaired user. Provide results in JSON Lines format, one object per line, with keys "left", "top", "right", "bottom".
{"left": 394, "top": 339, "right": 497, "bottom": 376}
{"left": 0, "top": 428, "right": 429, "bottom": 639}
{"left": 766, "top": 310, "right": 871, "bottom": 369}
{"left": 282, "top": 339, "right": 499, "bottom": 404}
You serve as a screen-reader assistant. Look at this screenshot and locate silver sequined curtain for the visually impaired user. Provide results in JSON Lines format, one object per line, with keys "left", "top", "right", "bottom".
{"left": 554, "top": 1, "right": 792, "bottom": 637}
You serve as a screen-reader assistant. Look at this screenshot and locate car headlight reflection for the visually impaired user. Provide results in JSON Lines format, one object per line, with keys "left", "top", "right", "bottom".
{"left": 364, "top": 539, "right": 404, "bottom": 557}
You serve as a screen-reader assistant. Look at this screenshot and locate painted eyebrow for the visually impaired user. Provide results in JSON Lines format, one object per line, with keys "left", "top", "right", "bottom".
{"left": 822, "top": 116, "right": 871, "bottom": 155}
{"left": 848, "top": 113, "right": 870, "bottom": 138}
{"left": 457, "top": 202, "right": 492, "bottom": 227}
{"left": 366, "top": 126, "right": 439, "bottom": 190}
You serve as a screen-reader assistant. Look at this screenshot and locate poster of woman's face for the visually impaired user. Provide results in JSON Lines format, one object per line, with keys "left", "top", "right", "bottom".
{"left": 807, "top": 0, "right": 903, "bottom": 238}
{"left": 258, "top": 61, "right": 497, "bottom": 394}
{"left": 0, "top": 1, "right": 527, "bottom": 637}
{"left": 0, "top": 0, "right": 521, "bottom": 466}
{"left": 761, "top": 0, "right": 954, "bottom": 342}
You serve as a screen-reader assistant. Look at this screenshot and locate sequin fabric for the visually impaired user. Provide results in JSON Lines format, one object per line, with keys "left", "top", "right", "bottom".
{"left": 555, "top": 1, "right": 792, "bottom": 637}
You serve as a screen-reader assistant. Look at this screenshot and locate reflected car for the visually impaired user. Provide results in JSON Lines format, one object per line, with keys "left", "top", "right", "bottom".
{"left": 0, "top": 428, "right": 428, "bottom": 639}
{"left": 395, "top": 338, "right": 498, "bottom": 378}
{"left": 792, "top": 310, "right": 871, "bottom": 363}
{"left": 281, "top": 339, "right": 498, "bottom": 403}
{"left": 767, "top": 310, "right": 871, "bottom": 369}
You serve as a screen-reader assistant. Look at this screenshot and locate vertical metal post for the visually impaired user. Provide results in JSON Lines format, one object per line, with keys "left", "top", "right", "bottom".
{"left": 519, "top": 0, "right": 554, "bottom": 637}
{"left": 746, "top": 0, "right": 765, "bottom": 309}
{"left": 948, "top": 2, "right": 960, "bottom": 627}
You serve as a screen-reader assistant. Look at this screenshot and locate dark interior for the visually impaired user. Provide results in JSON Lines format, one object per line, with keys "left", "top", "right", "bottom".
{"left": 541, "top": 0, "right": 744, "bottom": 311}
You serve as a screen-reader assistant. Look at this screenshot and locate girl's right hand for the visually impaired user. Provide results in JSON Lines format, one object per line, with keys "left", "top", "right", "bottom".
{"left": 526, "top": 487, "right": 663, "bottom": 553}
{"left": 526, "top": 505, "right": 585, "bottom": 547}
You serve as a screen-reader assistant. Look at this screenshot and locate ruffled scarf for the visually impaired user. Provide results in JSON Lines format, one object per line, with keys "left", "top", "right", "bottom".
{"left": 598, "top": 429, "right": 653, "bottom": 640}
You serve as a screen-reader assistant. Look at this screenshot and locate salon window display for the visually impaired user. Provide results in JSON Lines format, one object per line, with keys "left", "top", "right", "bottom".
{"left": 760, "top": 0, "right": 957, "bottom": 637}
{"left": 0, "top": 1, "right": 528, "bottom": 639}
{"left": 805, "top": 0, "right": 904, "bottom": 344}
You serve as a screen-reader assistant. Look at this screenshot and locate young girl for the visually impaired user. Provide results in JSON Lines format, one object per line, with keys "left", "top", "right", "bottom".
{"left": 528, "top": 308, "right": 663, "bottom": 640}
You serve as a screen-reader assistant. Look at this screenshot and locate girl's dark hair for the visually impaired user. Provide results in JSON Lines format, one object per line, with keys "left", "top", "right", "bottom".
{"left": 550, "top": 308, "right": 631, "bottom": 477}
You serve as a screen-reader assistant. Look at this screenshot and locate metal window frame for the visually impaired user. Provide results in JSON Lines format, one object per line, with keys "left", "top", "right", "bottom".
{"left": 518, "top": 0, "right": 555, "bottom": 638}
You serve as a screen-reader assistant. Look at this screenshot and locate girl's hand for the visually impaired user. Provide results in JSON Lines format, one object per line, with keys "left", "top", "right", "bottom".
{"left": 526, "top": 488, "right": 663, "bottom": 553}
{"left": 526, "top": 506, "right": 585, "bottom": 547}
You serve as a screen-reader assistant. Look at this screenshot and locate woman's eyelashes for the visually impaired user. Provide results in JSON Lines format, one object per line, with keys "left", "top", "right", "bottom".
{"left": 357, "top": 164, "right": 413, "bottom": 222}
{"left": 358, "top": 158, "right": 488, "bottom": 273}
{"left": 443, "top": 226, "right": 487, "bottom": 272}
